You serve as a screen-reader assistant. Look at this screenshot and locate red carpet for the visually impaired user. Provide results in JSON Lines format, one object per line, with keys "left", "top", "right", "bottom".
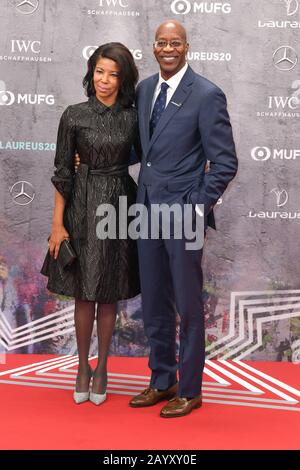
{"left": 0, "top": 355, "right": 299, "bottom": 450}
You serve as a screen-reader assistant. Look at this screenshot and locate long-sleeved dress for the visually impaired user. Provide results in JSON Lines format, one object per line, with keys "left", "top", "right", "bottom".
{"left": 41, "top": 95, "right": 140, "bottom": 303}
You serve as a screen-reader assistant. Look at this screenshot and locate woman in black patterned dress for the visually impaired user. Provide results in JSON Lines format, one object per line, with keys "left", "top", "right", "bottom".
{"left": 41, "top": 43, "right": 140, "bottom": 405}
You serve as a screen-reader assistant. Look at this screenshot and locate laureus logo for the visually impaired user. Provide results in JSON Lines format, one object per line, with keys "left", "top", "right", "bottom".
{"left": 285, "top": 0, "right": 299, "bottom": 16}
{"left": 270, "top": 188, "right": 289, "bottom": 208}
{"left": 258, "top": 0, "right": 300, "bottom": 28}
{"left": 248, "top": 188, "right": 299, "bottom": 221}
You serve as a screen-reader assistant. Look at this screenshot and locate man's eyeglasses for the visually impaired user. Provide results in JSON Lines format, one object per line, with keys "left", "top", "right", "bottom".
{"left": 153, "top": 40, "right": 185, "bottom": 49}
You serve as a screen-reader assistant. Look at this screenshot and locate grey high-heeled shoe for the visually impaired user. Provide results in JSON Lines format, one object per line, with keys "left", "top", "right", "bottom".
{"left": 73, "top": 390, "right": 90, "bottom": 404}
{"left": 73, "top": 365, "right": 93, "bottom": 404}
{"left": 89, "top": 391, "right": 107, "bottom": 406}
{"left": 89, "top": 372, "right": 107, "bottom": 406}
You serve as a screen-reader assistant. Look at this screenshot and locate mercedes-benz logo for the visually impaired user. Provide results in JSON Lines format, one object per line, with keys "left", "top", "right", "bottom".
{"left": 270, "top": 188, "right": 289, "bottom": 208}
{"left": 15, "top": 0, "right": 39, "bottom": 15}
{"left": 10, "top": 181, "right": 35, "bottom": 206}
{"left": 273, "top": 46, "right": 298, "bottom": 71}
{"left": 285, "top": 0, "right": 299, "bottom": 16}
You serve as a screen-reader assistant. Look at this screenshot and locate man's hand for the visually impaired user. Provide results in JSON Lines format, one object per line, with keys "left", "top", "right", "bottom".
{"left": 74, "top": 153, "right": 81, "bottom": 172}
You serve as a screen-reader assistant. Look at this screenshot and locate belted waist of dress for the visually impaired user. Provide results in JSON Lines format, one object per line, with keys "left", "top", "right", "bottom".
{"left": 89, "top": 164, "right": 129, "bottom": 177}
{"left": 71, "top": 163, "right": 129, "bottom": 242}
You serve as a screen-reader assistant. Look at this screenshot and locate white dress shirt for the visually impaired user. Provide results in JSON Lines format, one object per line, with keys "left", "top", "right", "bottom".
{"left": 151, "top": 62, "right": 189, "bottom": 113}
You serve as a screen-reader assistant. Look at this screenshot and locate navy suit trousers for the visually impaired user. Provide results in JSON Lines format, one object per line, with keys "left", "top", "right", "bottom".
{"left": 137, "top": 191, "right": 205, "bottom": 397}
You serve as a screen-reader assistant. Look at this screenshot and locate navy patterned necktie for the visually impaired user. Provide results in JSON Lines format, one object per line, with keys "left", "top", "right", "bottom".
{"left": 149, "top": 82, "right": 169, "bottom": 137}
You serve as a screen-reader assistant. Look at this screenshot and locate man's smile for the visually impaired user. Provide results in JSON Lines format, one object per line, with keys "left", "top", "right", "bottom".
{"left": 159, "top": 56, "right": 179, "bottom": 63}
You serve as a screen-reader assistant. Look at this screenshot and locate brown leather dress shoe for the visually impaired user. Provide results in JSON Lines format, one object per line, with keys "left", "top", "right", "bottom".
{"left": 129, "top": 383, "right": 178, "bottom": 408}
{"left": 160, "top": 395, "right": 202, "bottom": 418}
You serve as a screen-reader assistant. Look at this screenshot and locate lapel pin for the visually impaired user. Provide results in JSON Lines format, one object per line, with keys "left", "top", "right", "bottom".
{"left": 171, "top": 101, "right": 182, "bottom": 107}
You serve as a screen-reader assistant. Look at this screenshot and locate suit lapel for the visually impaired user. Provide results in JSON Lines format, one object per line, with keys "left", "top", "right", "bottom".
{"left": 147, "top": 66, "right": 195, "bottom": 155}
{"left": 140, "top": 75, "right": 158, "bottom": 155}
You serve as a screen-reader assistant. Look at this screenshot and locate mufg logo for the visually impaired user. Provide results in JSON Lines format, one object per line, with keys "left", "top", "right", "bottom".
{"left": 0, "top": 80, "right": 54, "bottom": 106}
{"left": 83, "top": 45, "right": 142, "bottom": 61}
{"left": 171, "top": 0, "right": 231, "bottom": 15}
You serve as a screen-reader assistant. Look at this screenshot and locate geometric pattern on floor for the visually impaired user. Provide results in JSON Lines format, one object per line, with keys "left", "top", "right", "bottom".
{"left": 0, "top": 355, "right": 299, "bottom": 411}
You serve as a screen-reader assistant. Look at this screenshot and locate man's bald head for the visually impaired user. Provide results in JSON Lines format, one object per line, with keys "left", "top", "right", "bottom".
{"left": 155, "top": 20, "right": 187, "bottom": 42}
{"left": 153, "top": 20, "right": 189, "bottom": 80}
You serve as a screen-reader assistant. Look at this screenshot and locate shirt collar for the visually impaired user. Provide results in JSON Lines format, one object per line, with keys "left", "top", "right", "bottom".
{"left": 157, "top": 62, "right": 188, "bottom": 91}
{"left": 89, "top": 95, "right": 122, "bottom": 114}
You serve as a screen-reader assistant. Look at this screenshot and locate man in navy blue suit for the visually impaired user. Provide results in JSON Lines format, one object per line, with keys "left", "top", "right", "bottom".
{"left": 129, "top": 20, "right": 238, "bottom": 417}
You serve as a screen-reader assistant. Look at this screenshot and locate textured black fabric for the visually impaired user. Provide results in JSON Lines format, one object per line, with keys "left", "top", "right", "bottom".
{"left": 42, "top": 96, "right": 140, "bottom": 302}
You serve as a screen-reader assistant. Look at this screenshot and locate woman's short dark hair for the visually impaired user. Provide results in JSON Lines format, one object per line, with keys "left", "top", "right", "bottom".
{"left": 83, "top": 42, "right": 138, "bottom": 107}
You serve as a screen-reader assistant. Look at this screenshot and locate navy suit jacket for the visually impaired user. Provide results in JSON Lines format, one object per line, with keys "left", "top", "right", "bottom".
{"left": 135, "top": 65, "right": 238, "bottom": 230}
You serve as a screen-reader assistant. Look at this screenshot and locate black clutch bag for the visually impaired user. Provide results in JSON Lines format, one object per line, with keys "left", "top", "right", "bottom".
{"left": 40, "top": 238, "right": 77, "bottom": 276}
{"left": 57, "top": 239, "right": 77, "bottom": 269}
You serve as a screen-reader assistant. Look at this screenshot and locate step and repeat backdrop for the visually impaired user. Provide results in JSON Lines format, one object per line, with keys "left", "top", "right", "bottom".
{"left": 0, "top": 0, "right": 299, "bottom": 362}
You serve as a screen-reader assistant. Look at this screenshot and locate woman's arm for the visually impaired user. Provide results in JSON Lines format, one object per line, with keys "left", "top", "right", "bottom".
{"left": 49, "top": 190, "right": 70, "bottom": 259}
{"left": 48, "top": 106, "right": 76, "bottom": 259}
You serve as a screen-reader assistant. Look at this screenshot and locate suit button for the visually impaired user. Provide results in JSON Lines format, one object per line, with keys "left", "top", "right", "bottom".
{"left": 147, "top": 162, "right": 151, "bottom": 167}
